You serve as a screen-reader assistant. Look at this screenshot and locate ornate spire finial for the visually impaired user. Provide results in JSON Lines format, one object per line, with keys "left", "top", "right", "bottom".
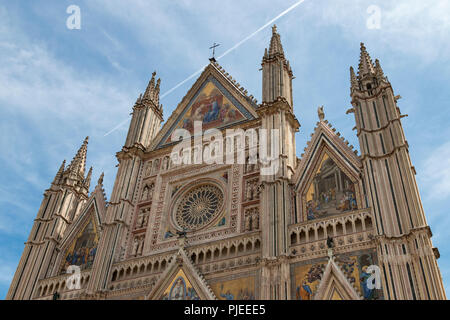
{"left": 358, "top": 42, "right": 375, "bottom": 79}
{"left": 84, "top": 166, "right": 93, "bottom": 189}
{"left": 374, "top": 58, "right": 385, "bottom": 80}
{"left": 136, "top": 93, "right": 143, "bottom": 104}
{"left": 52, "top": 159, "right": 66, "bottom": 185}
{"left": 350, "top": 66, "right": 358, "bottom": 91}
{"left": 97, "top": 172, "right": 104, "bottom": 186}
{"left": 142, "top": 71, "right": 161, "bottom": 108}
{"left": 155, "top": 78, "right": 161, "bottom": 95}
{"left": 67, "top": 136, "right": 89, "bottom": 179}
{"left": 267, "top": 24, "right": 284, "bottom": 57}
{"left": 318, "top": 105, "right": 325, "bottom": 121}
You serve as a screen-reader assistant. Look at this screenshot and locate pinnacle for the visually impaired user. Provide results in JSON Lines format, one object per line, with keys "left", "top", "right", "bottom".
{"left": 142, "top": 71, "right": 162, "bottom": 109}
{"left": 97, "top": 172, "right": 104, "bottom": 186}
{"left": 84, "top": 166, "right": 93, "bottom": 189}
{"left": 67, "top": 136, "right": 89, "bottom": 179}
{"left": 350, "top": 66, "right": 358, "bottom": 90}
{"left": 267, "top": 24, "right": 285, "bottom": 57}
{"left": 374, "top": 58, "right": 385, "bottom": 80}
{"left": 357, "top": 42, "right": 375, "bottom": 79}
{"left": 52, "top": 159, "right": 66, "bottom": 185}
{"left": 143, "top": 72, "right": 156, "bottom": 99}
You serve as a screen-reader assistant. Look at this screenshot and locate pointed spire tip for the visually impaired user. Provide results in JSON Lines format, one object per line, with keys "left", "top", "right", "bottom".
{"left": 97, "top": 172, "right": 104, "bottom": 186}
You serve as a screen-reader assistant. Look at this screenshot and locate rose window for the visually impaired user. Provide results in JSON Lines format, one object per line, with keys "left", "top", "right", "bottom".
{"left": 174, "top": 184, "right": 224, "bottom": 231}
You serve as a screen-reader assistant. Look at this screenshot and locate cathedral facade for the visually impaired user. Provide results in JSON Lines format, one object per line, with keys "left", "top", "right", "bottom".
{"left": 7, "top": 26, "right": 446, "bottom": 300}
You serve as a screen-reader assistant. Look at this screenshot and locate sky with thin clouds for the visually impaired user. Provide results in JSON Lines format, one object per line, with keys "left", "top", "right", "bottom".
{"left": 1, "top": 0, "right": 450, "bottom": 299}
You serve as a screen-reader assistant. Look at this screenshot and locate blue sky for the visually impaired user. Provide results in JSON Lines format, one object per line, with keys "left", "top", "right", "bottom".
{"left": 1, "top": 0, "right": 449, "bottom": 299}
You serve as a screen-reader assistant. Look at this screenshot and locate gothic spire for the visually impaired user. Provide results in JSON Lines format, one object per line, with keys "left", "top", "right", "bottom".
{"left": 374, "top": 58, "right": 386, "bottom": 81}
{"left": 84, "top": 166, "right": 93, "bottom": 189}
{"left": 357, "top": 43, "right": 375, "bottom": 79}
{"left": 154, "top": 78, "right": 161, "bottom": 106}
{"left": 135, "top": 93, "right": 143, "bottom": 105}
{"left": 268, "top": 24, "right": 285, "bottom": 58}
{"left": 52, "top": 159, "right": 66, "bottom": 185}
{"left": 143, "top": 71, "right": 156, "bottom": 99}
{"left": 261, "top": 25, "right": 293, "bottom": 106}
{"left": 67, "top": 136, "right": 89, "bottom": 179}
{"left": 142, "top": 71, "right": 162, "bottom": 110}
{"left": 350, "top": 66, "right": 358, "bottom": 92}
{"left": 97, "top": 172, "right": 104, "bottom": 187}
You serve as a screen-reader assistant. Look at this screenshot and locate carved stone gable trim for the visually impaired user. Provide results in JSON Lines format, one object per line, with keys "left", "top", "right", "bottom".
{"left": 314, "top": 256, "right": 361, "bottom": 300}
{"left": 146, "top": 247, "right": 216, "bottom": 300}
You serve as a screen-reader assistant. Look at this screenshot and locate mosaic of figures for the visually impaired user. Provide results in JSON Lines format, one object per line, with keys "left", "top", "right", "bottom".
{"left": 160, "top": 269, "right": 200, "bottom": 300}
{"left": 292, "top": 249, "right": 383, "bottom": 300}
{"left": 211, "top": 276, "right": 256, "bottom": 300}
{"left": 305, "top": 153, "right": 357, "bottom": 221}
{"left": 166, "top": 81, "right": 245, "bottom": 144}
{"left": 61, "top": 217, "right": 99, "bottom": 273}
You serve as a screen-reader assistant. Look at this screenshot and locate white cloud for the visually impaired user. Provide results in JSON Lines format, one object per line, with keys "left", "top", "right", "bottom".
{"left": 419, "top": 141, "right": 450, "bottom": 201}
{"left": 301, "top": 0, "right": 450, "bottom": 63}
{"left": 0, "top": 4, "right": 135, "bottom": 243}
{"left": 0, "top": 262, "right": 15, "bottom": 286}
{"left": 0, "top": 5, "right": 135, "bottom": 182}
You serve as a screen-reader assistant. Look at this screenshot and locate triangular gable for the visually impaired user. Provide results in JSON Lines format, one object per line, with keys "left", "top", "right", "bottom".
{"left": 295, "top": 119, "right": 361, "bottom": 189}
{"left": 57, "top": 184, "right": 106, "bottom": 274}
{"left": 146, "top": 247, "right": 216, "bottom": 300}
{"left": 294, "top": 119, "right": 363, "bottom": 221}
{"left": 159, "top": 269, "right": 200, "bottom": 300}
{"left": 151, "top": 62, "right": 258, "bottom": 150}
{"left": 314, "top": 257, "right": 361, "bottom": 300}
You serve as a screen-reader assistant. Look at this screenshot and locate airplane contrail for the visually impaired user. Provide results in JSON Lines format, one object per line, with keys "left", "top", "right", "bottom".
{"left": 104, "top": 0, "right": 306, "bottom": 137}
{"left": 217, "top": 0, "right": 305, "bottom": 60}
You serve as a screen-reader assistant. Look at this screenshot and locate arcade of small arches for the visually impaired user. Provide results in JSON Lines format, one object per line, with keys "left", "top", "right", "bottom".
{"left": 289, "top": 211, "right": 374, "bottom": 246}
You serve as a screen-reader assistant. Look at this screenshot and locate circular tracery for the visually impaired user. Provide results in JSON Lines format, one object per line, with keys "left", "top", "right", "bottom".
{"left": 174, "top": 184, "right": 224, "bottom": 231}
